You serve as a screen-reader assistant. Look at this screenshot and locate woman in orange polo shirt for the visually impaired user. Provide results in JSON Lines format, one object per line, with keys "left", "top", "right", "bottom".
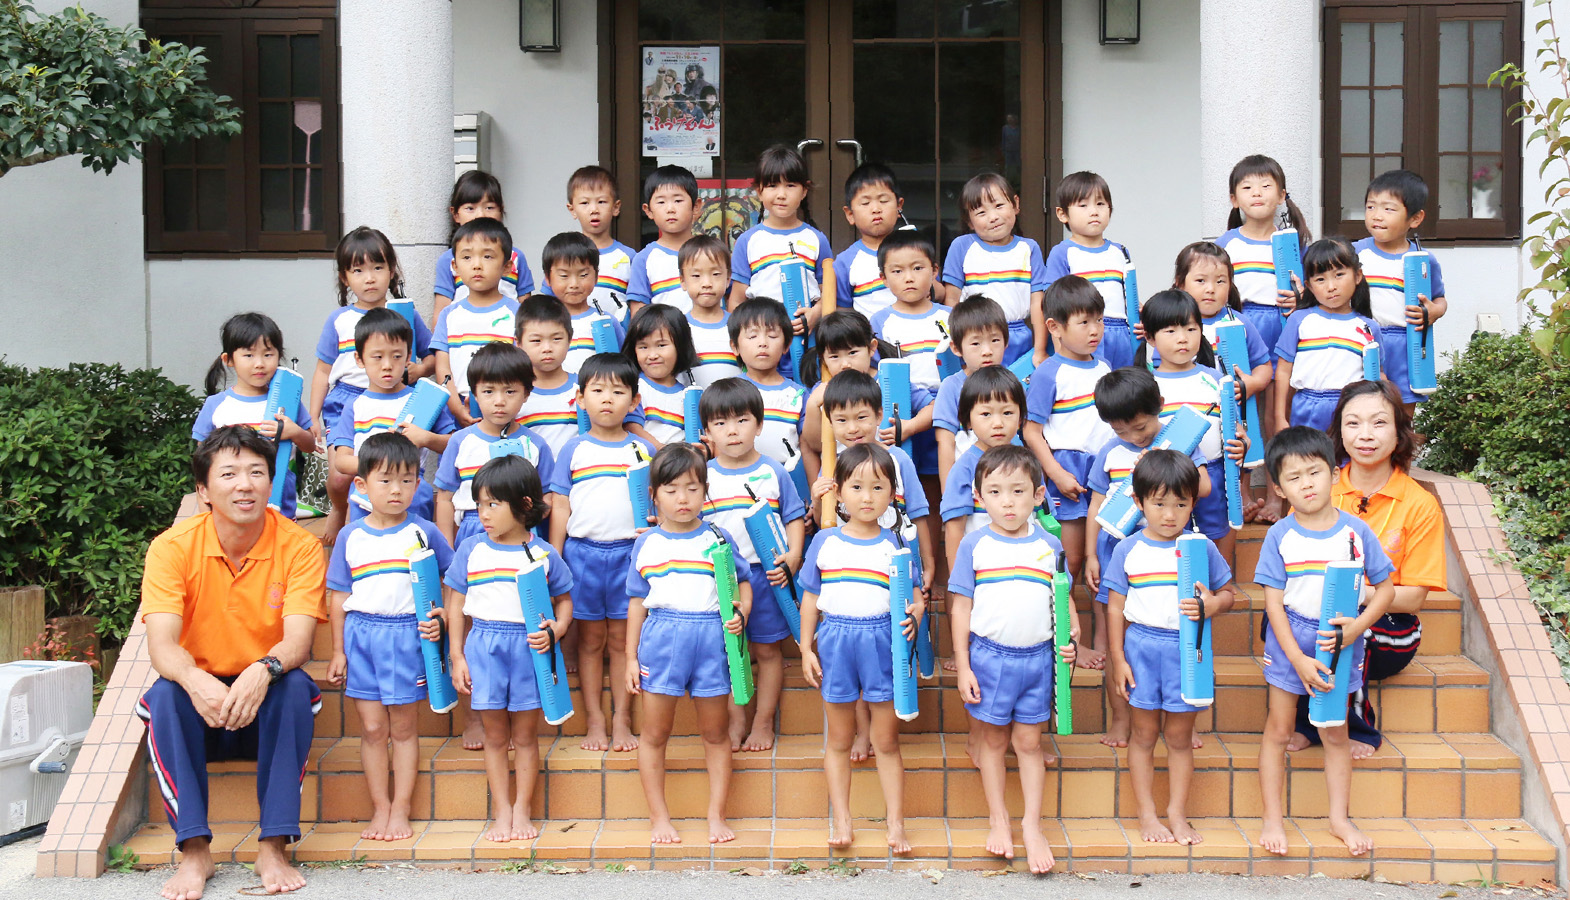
{"left": 1288, "top": 379, "right": 1447, "bottom": 757}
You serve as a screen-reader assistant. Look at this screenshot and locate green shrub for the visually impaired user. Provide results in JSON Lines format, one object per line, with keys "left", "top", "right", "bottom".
{"left": 0, "top": 362, "right": 200, "bottom": 641}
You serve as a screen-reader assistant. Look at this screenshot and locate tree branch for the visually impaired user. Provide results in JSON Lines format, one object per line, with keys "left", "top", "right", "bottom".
{"left": 0, "top": 150, "right": 68, "bottom": 174}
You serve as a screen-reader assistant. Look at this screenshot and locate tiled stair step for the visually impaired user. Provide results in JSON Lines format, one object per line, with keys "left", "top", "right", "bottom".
{"left": 307, "top": 654, "right": 1492, "bottom": 740}
{"left": 120, "top": 814, "right": 1556, "bottom": 884}
{"left": 165, "top": 731, "right": 1522, "bottom": 826}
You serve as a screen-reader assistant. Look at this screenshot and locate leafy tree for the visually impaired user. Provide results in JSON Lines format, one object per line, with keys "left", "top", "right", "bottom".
{"left": 0, "top": 0, "right": 240, "bottom": 176}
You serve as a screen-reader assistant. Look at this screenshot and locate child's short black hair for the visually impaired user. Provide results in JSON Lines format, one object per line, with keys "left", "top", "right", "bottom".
{"left": 1055, "top": 170, "right": 1113, "bottom": 212}
{"left": 699, "top": 376, "right": 764, "bottom": 426}
{"left": 448, "top": 170, "right": 505, "bottom": 242}
{"left": 356, "top": 432, "right": 421, "bottom": 479}
{"left": 1266, "top": 426, "right": 1337, "bottom": 483}
{"left": 1093, "top": 366, "right": 1162, "bottom": 423}
{"left": 844, "top": 162, "right": 901, "bottom": 204}
{"left": 623, "top": 303, "right": 698, "bottom": 376}
{"left": 972, "top": 444, "right": 1043, "bottom": 494}
{"left": 649, "top": 443, "right": 708, "bottom": 492}
{"left": 466, "top": 341, "right": 535, "bottom": 393}
{"left": 1130, "top": 448, "right": 1201, "bottom": 502}
{"left": 452, "top": 216, "right": 513, "bottom": 259}
{"left": 1132, "top": 289, "right": 1217, "bottom": 369}
{"left": 678, "top": 234, "right": 730, "bottom": 274}
{"left": 206, "top": 312, "right": 285, "bottom": 396}
{"left": 540, "top": 231, "right": 599, "bottom": 274}
{"left": 642, "top": 164, "right": 698, "bottom": 205}
{"left": 577, "top": 352, "right": 640, "bottom": 392}
{"left": 755, "top": 143, "right": 809, "bottom": 187}
{"left": 815, "top": 310, "right": 876, "bottom": 354}
{"left": 472, "top": 455, "right": 548, "bottom": 531}
{"left": 833, "top": 441, "right": 896, "bottom": 488}
{"left": 515, "top": 294, "right": 573, "bottom": 340}
{"left": 876, "top": 230, "right": 938, "bottom": 271}
{"left": 1365, "top": 168, "right": 1429, "bottom": 217}
{"left": 958, "top": 365, "right": 1026, "bottom": 427}
{"left": 1300, "top": 237, "right": 1374, "bottom": 318}
{"left": 192, "top": 425, "right": 275, "bottom": 485}
{"left": 354, "top": 307, "right": 413, "bottom": 357}
{"left": 822, "top": 369, "right": 882, "bottom": 415}
{"left": 567, "top": 164, "right": 618, "bottom": 201}
{"left": 728, "top": 297, "right": 792, "bottom": 347}
{"left": 1042, "top": 274, "right": 1104, "bottom": 326}
{"left": 948, "top": 294, "right": 1009, "bottom": 346}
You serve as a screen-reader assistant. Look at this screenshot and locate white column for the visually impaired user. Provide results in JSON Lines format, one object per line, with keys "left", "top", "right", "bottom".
{"left": 339, "top": 0, "right": 454, "bottom": 317}
{"left": 1198, "top": 0, "right": 1322, "bottom": 237}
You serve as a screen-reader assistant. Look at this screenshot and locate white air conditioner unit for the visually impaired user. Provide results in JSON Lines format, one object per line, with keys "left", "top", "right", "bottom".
{"left": 454, "top": 112, "right": 493, "bottom": 178}
{"left": 0, "top": 661, "right": 93, "bottom": 835}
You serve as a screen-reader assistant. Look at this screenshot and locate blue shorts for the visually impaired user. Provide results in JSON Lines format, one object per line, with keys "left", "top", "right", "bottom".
{"left": 637, "top": 609, "right": 731, "bottom": 698}
{"left": 563, "top": 537, "right": 633, "bottom": 621}
{"left": 454, "top": 509, "right": 485, "bottom": 547}
{"left": 1099, "top": 320, "right": 1138, "bottom": 371}
{"left": 1289, "top": 388, "right": 1340, "bottom": 433}
{"left": 343, "top": 612, "right": 424, "bottom": 705}
{"left": 321, "top": 382, "right": 365, "bottom": 439}
{"left": 1379, "top": 324, "right": 1425, "bottom": 405}
{"left": 1262, "top": 607, "right": 1366, "bottom": 696}
{"left": 816, "top": 613, "right": 894, "bottom": 704}
{"left": 964, "top": 634, "right": 1053, "bottom": 726}
{"left": 465, "top": 618, "right": 543, "bottom": 712}
{"left": 1093, "top": 530, "right": 1119, "bottom": 604}
{"left": 912, "top": 429, "right": 939, "bottom": 476}
{"left": 745, "top": 561, "right": 793, "bottom": 644}
{"left": 1191, "top": 458, "right": 1230, "bottom": 541}
{"left": 1003, "top": 319, "right": 1034, "bottom": 367}
{"left": 349, "top": 480, "right": 435, "bottom": 525}
{"left": 1048, "top": 449, "right": 1095, "bottom": 521}
{"left": 1124, "top": 623, "right": 1207, "bottom": 714}
{"left": 1242, "top": 303, "right": 1284, "bottom": 363}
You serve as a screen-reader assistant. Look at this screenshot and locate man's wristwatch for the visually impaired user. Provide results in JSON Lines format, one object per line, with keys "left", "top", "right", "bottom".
{"left": 257, "top": 656, "right": 284, "bottom": 684}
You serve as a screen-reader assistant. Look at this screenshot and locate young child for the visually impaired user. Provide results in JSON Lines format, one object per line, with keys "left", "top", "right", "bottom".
{"left": 1255, "top": 427, "right": 1395, "bottom": 857}
{"left": 625, "top": 304, "right": 698, "bottom": 446}
{"left": 444, "top": 456, "right": 571, "bottom": 842}
{"left": 541, "top": 232, "right": 626, "bottom": 375}
{"left": 1041, "top": 172, "right": 1135, "bottom": 369}
{"left": 728, "top": 145, "right": 836, "bottom": 342}
{"left": 1103, "top": 449, "right": 1236, "bottom": 846}
{"left": 1022, "top": 275, "right": 1112, "bottom": 585}
{"left": 433, "top": 170, "right": 534, "bottom": 321}
{"left": 947, "top": 444, "right": 1076, "bottom": 873}
{"left": 324, "top": 433, "right": 453, "bottom": 842}
{"left": 514, "top": 295, "right": 580, "bottom": 458}
{"left": 627, "top": 444, "right": 752, "bottom": 845}
{"left": 932, "top": 295, "right": 1011, "bottom": 487}
{"left": 799, "top": 442, "right": 924, "bottom": 854}
{"left": 1216, "top": 154, "right": 1312, "bottom": 356}
{"left": 834, "top": 162, "right": 906, "bottom": 319}
{"left": 433, "top": 217, "right": 522, "bottom": 426}
{"left": 327, "top": 309, "right": 455, "bottom": 523}
{"left": 198, "top": 313, "right": 316, "bottom": 519}
{"left": 628, "top": 165, "right": 700, "bottom": 315}
{"left": 1354, "top": 169, "right": 1448, "bottom": 414}
{"left": 548, "top": 353, "right": 655, "bottom": 752}
{"left": 1084, "top": 368, "right": 1213, "bottom": 746}
{"left": 565, "top": 165, "right": 635, "bottom": 325}
{"left": 1273, "top": 238, "right": 1383, "bottom": 434}
{"left": 730, "top": 298, "right": 807, "bottom": 468}
{"left": 868, "top": 230, "right": 951, "bottom": 393}
{"left": 941, "top": 366, "right": 1034, "bottom": 573}
{"left": 698, "top": 378, "right": 806, "bottom": 752}
{"left": 313, "top": 227, "right": 432, "bottom": 537}
{"left": 680, "top": 235, "right": 744, "bottom": 388}
{"left": 941, "top": 173, "right": 1048, "bottom": 366}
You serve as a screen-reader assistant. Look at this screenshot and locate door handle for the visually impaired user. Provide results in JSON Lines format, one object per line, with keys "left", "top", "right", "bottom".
{"left": 835, "top": 139, "right": 864, "bottom": 168}
{"left": 796, "top": 139, "right": 824, "bottom": 155}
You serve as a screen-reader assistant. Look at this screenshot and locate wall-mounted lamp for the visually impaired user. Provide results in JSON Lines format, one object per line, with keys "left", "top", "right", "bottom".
{"left": 519, "top": 0, "right": 560, "bottom": 52}
{"left": 1100, "top": 0, "right": 1140, "bottom": 45}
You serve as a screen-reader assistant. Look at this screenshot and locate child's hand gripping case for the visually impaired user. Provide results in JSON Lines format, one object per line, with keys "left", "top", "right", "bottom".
{"left": 1272, "top": 229, "right": 1303, "bottom": 313}
{"left": 877, "top": 358, "right": 915, "bottom": 457}
{"left": 1176, "top": 532, "right": 1215, "bottom": 707}
{"left": 409, "top": 545, "right": 458, "bottom": 714}
{"left": 263, "top": 367, "right": 304, "bottom": 511}
{"left": 515, "top": 548, "right": 574, "bottom": 726}
{"left": 741, "top": 495, "right": 802, "bottom": 643}
{"left": 1308, "top": 560, "right": 1364, "bottom": 728}
{"left": 1403, "top": 250, "right": 1438, "bottom": 395}
{"left": 888, "top": 546, "right": 919, "bottom": 722}
{"left": 705, "top": 527, "right": 756, "bottom": 706}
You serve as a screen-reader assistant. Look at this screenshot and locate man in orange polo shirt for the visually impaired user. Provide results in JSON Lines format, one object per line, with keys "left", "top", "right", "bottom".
{"left": 135, "top": 426, "right": 326, "bottom": 900}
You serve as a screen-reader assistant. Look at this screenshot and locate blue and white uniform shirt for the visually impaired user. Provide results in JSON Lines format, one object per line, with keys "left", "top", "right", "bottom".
{"left": 627, "top": 243, "right": 693, "bottom": 315}
{"left": 1353, "top": 237, "right": 1447, "bottom": 329}
{"left": 1025, "top": 356, "right": 1114, "bottom": 454}
{"left": 625, "top": 526, "right": 753, "bottom": 613}
{"left": 1274, "top": 309, "right": 1382, "bottom": 392}
{"left": 1103, "top": 533, "right": 1232, "bottom": 630}
{"left": 1254, "top": 511, "right": 1394, "bottom": 619}
{"left": 947, "top": 525, "right": 1063, "bottom": 646}
{"left": 799, "top": 527, "right": 900, "bottom": 617}
{"left": 829, "top": 443, "right": 927, "bottom": 545}
{"left": 515, "top": 376, "right": 579, "bottom": 457}
{"left": 941, "top": 234, "right": 1048, "bottom": 324}
{"left": 327, "top": 517, "right": 453, "bottom": 616}
{"left": 688, "top": 314, "right": 743, "bottom": 388}
{"left": 731, "top": 223, "right": 832, "bottom": 305}
{"left": 1154, "top": 367, "right": 1225, "bottom": 463}
{"left": 870, "top": 306, "right": 951, "bottom": 390}
{"left": 749, "top": 377, "right": 806, "bottom": 466}
{"left": 327, "top": 385, "right": 457, "bottom": 454}
{"left": 834, "top": 241, "right": 896, "bottom": 320}
{"left": 547, "top": 434, "right": 657, "bottom": 541}
{"left": 443, "top": 535, "right": 571, "bottom": 624}
{"left": 435, "top": 247, "right": 534, "bottom": 305}
{"left": 566, "top": 307, "right": 627, "bottom": 375}
{"left": 1042, "top": 239, "right": 1132, "bottom": 322}
{"left": 1215, "top": 229, "right": 1277, "bottom": 313}
{"left": 315, "top": 306, "right": 433, "bottom": 390}
{"left": 637, "top": 378, "right": 693, "bottom": 445}
{"left": 702, "top": 456, "right": 806, "bottom": 565}
{"left": 431, "top": 298, "right": 520, "bottom": 397}
{"left": 434, "top": 424, "right": 555, "bottom": 516}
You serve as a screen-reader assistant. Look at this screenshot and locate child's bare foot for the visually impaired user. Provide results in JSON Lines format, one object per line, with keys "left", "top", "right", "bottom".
{"left": 1285, "top": 732, "right": 1311, "bottom": 752}
{"left": 1022, "top": 825, "right": 1055, "bottom": 873}
{"left": 1192, "top": 733, "right": 1205, "bottom": 749}
{"left": 709, "top": 815, "right": 735, "bottom": 844}
{"left": 741, "top": 721, "right": 776, "bottom": 752}
{"left": 253, "top": 839, "right": 306, "bottom": 895}
{"left": 985, "top": 819, "right": 1014, "bottom": 859}
{"left": 565, "top": 659, "right": 578, "bottom": 674}
{"left": 828, "top": 813, "right": 853, "bottom": 848}
{"left": 1140, "top": 814, "right": 1175, "bottom": 843}
{"left": 611, "top": 719, "right": 639, "bottom": 752}
{"left": 511, "top": 817, "right": 539, "bottom": 842}
{"left": 160, "top": 846, "right": 215, "bottom": 900}
{"left": 942, "top": 657, "right": 958, "bottom": 672}
{"left": 1100, "top": 722, "right": 1130, "bottom": 748}
{"left": 462, "top": 717, "right": 484, "bottom": 751}
{"left": 581, "top": 721, "right": 610, "bottom": 752}
{"left": 1078, "top": 644, "right": 1105, "bottom": 670}
{"left": 321, "top": 508, "right": 345, "bottom": 547}
{"left": 1350, "top": 739, "right": 1378, "bottom": 760}
{"left": 385, "top": 811, "right": 414, "bottom": 841}
{"left": 651, "top": 817, "right": 681, "bottom": 844}
{"left": 886, "top": 820, "right": 911, "bottom": 854}
{"left": 1257, "top": 820, "right": 1289, "bottom": 855}
{"left": 849, "top": 732, "right": 872, "bottom": 763}
{"left": 361, "top": 807, "right": 390, "bottom": 841}
{"left": 1171, "top": 818, "right": 1202, "bottom": 845}
{"left": 483, "top": 809, "right": 515, "bottom": 842}
{"left": 729, "top": 708, "right": 748, "bottom": 752}
{"left": 1329, "top": 819, "right": 1373, "bottom": 856}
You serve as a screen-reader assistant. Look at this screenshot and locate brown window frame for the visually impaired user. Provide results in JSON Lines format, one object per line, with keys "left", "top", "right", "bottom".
{"left": 1323, "top": 0, "right": 1523, "bottom": 243}
{"left": 142, "top": 2, "right": 340, "bottom": 257}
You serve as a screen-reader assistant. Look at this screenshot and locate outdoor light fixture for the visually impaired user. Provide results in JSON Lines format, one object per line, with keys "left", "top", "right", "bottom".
{"left": 519, "top": 0, "right": 560, "bottom": 52}
{"left": 1100, "top": 0, "right": 1140, "bottom": 44}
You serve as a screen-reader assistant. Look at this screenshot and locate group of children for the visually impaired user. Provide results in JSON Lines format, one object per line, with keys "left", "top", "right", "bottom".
{"left": 193, "top": 146, "right": 1445, "bottom": 871}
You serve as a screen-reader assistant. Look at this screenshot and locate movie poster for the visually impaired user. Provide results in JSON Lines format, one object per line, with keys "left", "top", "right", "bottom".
{"left": 641, "top": 46, "right": 720, "bottom": 157}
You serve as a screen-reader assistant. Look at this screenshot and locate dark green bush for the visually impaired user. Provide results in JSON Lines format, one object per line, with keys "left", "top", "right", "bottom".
{"left": 0, "top": 362, "right": 200, "bottom": 641}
